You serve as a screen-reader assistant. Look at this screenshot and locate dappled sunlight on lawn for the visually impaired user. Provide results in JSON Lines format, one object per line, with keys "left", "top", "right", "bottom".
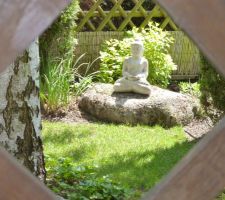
{"left": 42, "top": 121, "right": 196, "bottom": 193}
{"left": 96, "top": 141, "right": 195, "bottom": 190}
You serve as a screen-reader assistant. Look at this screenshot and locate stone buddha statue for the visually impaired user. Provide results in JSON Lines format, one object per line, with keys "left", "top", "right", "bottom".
{"left": 113, "top": 39, "right": 151, "bottom": 95}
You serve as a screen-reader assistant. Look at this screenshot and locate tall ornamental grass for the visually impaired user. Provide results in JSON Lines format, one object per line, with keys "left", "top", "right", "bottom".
{"left": 40, "top": 54, "right": 99, "bottom": 112}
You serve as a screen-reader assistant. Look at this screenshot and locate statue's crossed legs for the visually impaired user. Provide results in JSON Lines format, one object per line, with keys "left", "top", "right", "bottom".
{"left": 113, "top": 78, "right": 151, "bottom": 95}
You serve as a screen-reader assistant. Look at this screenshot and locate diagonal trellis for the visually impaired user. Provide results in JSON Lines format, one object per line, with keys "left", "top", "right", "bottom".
{"left": 117, "top": 0, "right": 145, "bottom": 31}
{"left": 95, "top": 0, "right": 117, "bottom": 31}
{"left": 97, "top": 0, "right": 124, "bottom": 31}
{"left": 76, "top": 0, "right": 178, "bottom": 31}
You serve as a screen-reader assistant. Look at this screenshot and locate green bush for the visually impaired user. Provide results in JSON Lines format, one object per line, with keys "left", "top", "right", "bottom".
{"left": 200, "top": 54, "right": 225, "bottom": 112}
{"left": 98, "top": 23, "right": 176, "bottom": 87}
{"left": 40, "top": 0, "right": 79, "bottom": 65}
{"left": 217, "top": 192, "right": 225, "bottom": 200}
{"left": 46, "top": 156, "right": 132, "bottom": 200}
{"left": 179, "top": 82, "right": 201, "bottom": 98}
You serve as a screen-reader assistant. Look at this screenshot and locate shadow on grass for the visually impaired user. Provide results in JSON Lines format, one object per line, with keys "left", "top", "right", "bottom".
{"left": 43, "top": 123, "right": 197, "bottom": 193}
{"left": 43, "top": 127, "right": 93, "bottom": 145}
{"left": 96, "top": 140, "right": 196, "bottom": 191}
{"left": 43, "top": 128, "right": 95, "bottom": 162}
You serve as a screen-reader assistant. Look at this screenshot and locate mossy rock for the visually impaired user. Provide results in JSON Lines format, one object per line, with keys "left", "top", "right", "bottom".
{"left": 79, "top": 83, "right": 200, "bottom": 127}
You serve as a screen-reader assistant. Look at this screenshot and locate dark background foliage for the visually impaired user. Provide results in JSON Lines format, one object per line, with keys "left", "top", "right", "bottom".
{"left": 200, "top": 54, "right": 225, "bottom": 113}
{"left": 40, "top": 0, "right": 80, "bottom": 72}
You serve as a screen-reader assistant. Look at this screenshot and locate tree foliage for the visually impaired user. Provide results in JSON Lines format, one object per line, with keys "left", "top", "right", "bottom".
{"left": 39, "top": 1, "right": 80, "bottom": 110}
{"left": 40, "top": 0, "right": 79, "bottom": 62}
{"left": 200, "top": 55, "right": 225, "bottom": 112}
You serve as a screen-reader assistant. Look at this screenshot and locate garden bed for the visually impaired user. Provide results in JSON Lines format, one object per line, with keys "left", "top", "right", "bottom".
{"left": 43, "top": 97, "right": 213, "bottom": 140}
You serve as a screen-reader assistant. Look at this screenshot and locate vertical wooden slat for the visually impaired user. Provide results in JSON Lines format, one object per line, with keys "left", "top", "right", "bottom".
{"left": 0, "top": 147, "right": 56, "bottom": 199}
{"left": 0, "top": 0, "right": 69, "bottom": 73}
{"left": 143, "top": 0, "right": 225, "bottom": 199}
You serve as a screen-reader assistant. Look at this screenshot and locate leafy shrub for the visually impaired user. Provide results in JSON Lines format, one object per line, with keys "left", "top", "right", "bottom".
{"left": 179, "top": 82, "right": 201, "bottom": 98}
{"left": 98, "top": 23, "right": 176, "bottom": 87}
{"left": 46, "top": 156, "right": 132, "bottom": 200}
{"left": 40, "top": 0, "right": 80, "bottom": 65}
{"left": 217, "top": 192, "right": 225, "bottom": 200}
{"left": 199, "top": 54, "right": 225, "bottom": 112}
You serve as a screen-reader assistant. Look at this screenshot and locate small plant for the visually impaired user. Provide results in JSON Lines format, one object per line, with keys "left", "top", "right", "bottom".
{"left": 46, "top": 156, "right": 132, "bottom": 200}
{"left": 40, "top": 56, "right": 74, "bottom": 111}
{"left": 217, "top": 192, "right": 225, "bottom": 200}
{"left": 72, "top": 54, "right": 100, "bottom": 97}
{"left": 40, "top": 54, "right": 99, "bottom": 112}
{"left": 179, "top": 81, "right": 201, "bottom": 98}
{"left": 98, "top": 23, "right": 176, "bottom": 88}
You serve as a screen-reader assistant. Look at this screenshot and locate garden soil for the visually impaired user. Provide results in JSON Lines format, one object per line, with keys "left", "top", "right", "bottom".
{"left": 43, "top": 98, "right": 215, "bottom": 141}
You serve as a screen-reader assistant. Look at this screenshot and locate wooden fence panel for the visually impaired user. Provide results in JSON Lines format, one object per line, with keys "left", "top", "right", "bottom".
{"left": 156, "top": 0, "right": 225, "bottom": 78}
{"left": 0, "top": 0, "right": 69, "bottom": 199}
{"left": 0, "top": 148, "right": 56, "bottom": 200}
{"left": 170, "top": 31, "right": 201, "bottom": 79}
{"left": 0, "top": 0, "right": 68, "bottom": 73}
{"left": 143, "top": 0, "right": 225, "bottom": 199}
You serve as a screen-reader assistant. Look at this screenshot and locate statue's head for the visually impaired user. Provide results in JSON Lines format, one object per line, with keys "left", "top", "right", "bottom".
{"left": 131, "top": 39, "right": 144, "bottom": 58}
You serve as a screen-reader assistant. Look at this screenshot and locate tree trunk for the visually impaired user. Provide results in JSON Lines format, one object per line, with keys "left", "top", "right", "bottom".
{"left": 0, "top": 40, "right": 45, "bottom": 181}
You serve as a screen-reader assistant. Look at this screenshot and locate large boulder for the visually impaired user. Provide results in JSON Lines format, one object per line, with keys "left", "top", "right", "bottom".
{"left": 78, "top": 83, "right": 200, "bottom": 127}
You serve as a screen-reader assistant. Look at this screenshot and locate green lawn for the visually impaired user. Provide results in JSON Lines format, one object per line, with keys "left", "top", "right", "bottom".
{"left": 42, "top": 121, "right": 195, "bottom": 198}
